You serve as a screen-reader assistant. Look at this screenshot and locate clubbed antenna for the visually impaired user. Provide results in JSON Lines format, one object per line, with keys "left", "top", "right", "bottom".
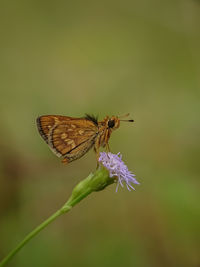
{"left": 118, "top": 113, "right": 134, "bottom": 122}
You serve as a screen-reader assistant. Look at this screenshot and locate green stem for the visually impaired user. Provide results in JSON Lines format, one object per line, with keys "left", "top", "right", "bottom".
{"left": 0, "top": 167, "right": 111, "bottom": 266}
{"left": 0, "top": 207, "right": 69, "bottom": 267}
{"left": 0, "top": 188, "right": 92, "bottom": 267}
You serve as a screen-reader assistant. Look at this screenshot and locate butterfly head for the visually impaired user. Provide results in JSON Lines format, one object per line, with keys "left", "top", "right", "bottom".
{"left": 107, "top": 114, "right": 134, "bottom": 130}
{"left": 107, "top": 116, "right": 120, "bottom": 130}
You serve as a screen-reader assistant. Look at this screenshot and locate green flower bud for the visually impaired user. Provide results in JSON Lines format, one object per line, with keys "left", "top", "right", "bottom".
{"left": 61, "top": 167, "right": 115, "bottom": 211}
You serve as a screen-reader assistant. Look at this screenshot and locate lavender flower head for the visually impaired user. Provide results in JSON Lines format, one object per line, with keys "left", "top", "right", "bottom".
{"left": 99, "top": 152, "right": 139, "bottom": 192}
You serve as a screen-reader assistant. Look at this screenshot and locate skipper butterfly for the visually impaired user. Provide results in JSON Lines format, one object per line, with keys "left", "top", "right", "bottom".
{"left": 36, "top": 114, "right": 133, "bottom": 164}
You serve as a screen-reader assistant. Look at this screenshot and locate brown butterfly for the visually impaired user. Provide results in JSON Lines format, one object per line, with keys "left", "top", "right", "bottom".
{"left": 36, "top": 114, "right": 134, "bottom": 164}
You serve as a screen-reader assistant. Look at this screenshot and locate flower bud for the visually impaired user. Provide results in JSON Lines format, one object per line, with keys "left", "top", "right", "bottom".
{"left": 64, "top": 167, "right": 114, "bottom": 209}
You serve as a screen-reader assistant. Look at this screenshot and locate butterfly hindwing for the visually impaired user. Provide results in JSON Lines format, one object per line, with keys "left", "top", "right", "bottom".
{"left": 48, "top": 121, "right": 98, "bottom": 158}
{"left": 37, "top": 115, "right": 99, "bottom": 161}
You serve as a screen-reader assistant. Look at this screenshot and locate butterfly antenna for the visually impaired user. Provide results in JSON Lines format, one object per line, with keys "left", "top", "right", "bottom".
{"left": 118, "top": 113, "right": 130, "bottom": 119}
{"left": 120, "top": 119, "right": 134, "bottom": 122}
{"left": 118, "top": 113, "right": 134, "bottom": 122}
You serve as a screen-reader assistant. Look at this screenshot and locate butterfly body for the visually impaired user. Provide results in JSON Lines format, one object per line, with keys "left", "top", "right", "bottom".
{"left": 37, "top": 114, "right": 132, "bottom": 164}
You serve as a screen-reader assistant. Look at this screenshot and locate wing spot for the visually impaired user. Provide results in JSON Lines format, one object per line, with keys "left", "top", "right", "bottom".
{"left": 54, "top": 117, "right": 59, "bottom": 123}
{"left": 67, "top": 140, "right": 74, "bottom": 144}
{"left": 61, "top": 133, "right": 68, "bottom": 139}
{"left": 67, "top": 140, "right": 76, "bottom": 148}
{"left": 71, "top": 124, "right": 76, "bottom": 128}
{"left": 78, "top": 130, "right": 84, "bottom": 135}
{"left": 54, "top": 140, "right": 60, "bottom": 145}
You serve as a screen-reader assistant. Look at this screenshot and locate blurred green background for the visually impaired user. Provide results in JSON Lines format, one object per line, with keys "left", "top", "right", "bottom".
{"left": 0, "top": 0, "right": 200, "bottom": 266}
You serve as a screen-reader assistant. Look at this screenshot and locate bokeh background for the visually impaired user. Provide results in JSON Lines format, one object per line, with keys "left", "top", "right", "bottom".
{"left": 0, "top": 1, "right": 200, "bottom": 266}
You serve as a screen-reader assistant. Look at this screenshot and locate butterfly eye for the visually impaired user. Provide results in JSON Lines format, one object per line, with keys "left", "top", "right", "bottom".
{"left": 108, "top": 120, "right": 115, "bottom": 128}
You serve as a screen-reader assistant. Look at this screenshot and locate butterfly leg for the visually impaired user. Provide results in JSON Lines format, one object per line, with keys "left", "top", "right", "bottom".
{"left": 94, "top": 137, "right": 101, "bottom": 168}
{"left": 104, "top": 129, "right": 111, "bottom": 152}
{"left": 106, "top": 142, "right": 110, "bottom": 152}
{"left": 94, "top": 148, "right": 100, "bottom": 168}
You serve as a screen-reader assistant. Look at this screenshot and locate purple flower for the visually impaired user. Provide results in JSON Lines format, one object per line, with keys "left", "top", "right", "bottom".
{"left": 98, "top": 152, "right": 139, "bottom": 192}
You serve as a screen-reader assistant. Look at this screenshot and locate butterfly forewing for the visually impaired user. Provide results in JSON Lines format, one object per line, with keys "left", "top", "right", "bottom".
{"left": 37, "top": 115, "right": 74, "bottom": 143}
{"left": 37, "top": 115, "right": 98, "bottom": 161}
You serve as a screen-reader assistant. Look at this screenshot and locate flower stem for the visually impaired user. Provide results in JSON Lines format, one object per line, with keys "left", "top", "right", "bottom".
{"left": 0, "top": 168, "right": 111, "bottom": 266}
{"left": 0, "top": 208, "right": 67, "bottom": 267}
{"left": 0, "top": 191, "right": 92, "bottom": 267}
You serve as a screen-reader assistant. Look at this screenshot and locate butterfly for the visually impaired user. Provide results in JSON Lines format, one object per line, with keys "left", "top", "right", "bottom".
{"left": 36, "top": 114, "right": 134, "bottom": 164}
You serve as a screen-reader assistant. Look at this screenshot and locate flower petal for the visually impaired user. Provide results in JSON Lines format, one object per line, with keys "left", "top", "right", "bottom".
{"left": 99, "top": 152, "right": 139, "bottom": 192}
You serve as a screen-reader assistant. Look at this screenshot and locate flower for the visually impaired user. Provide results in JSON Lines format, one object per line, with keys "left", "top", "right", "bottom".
{"left": 98, "top": 152, "right": 139, "bottom": 192}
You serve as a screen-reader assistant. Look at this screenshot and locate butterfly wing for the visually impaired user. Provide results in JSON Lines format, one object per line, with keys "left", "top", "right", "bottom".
{"left": 37, "top": 115, "right": 98, "bottom": 162}
{"left": 37, "top": 115, "right": 74, "bottom": 144}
